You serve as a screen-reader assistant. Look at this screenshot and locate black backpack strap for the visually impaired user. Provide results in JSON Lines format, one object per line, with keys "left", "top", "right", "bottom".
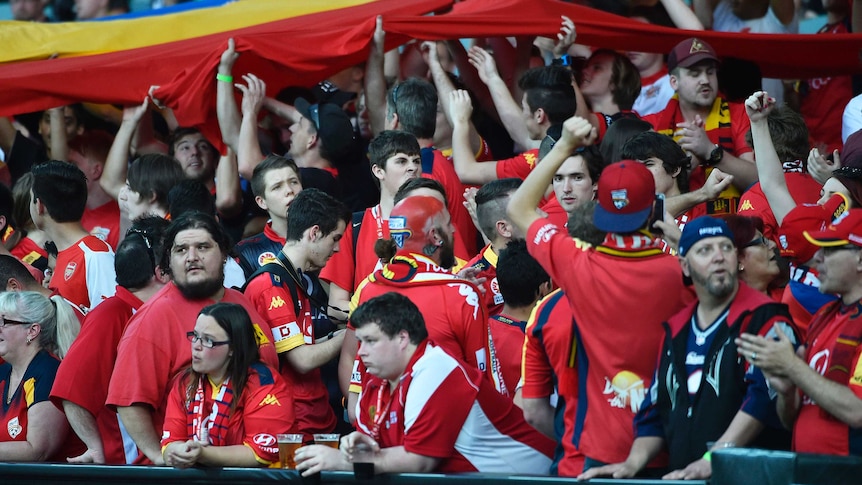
{"left": 242, "top": 259, "right": 301, "bottom": 318}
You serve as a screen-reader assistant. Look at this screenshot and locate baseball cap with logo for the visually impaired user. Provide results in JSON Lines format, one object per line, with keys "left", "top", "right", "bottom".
{"left": 778, "top": 193, "right": 848, "bottom": 263}
{"left": 678, "top": 216, "right": 734, "bottom": 257}
{"left": 804, "top": 208, "right": 862, "bottom": 248}
{"left": 294, "top": 98, "right": 356, "bottom": 162}
{"left": 667, "top": 38, "right": 719, "bottom": 72}
{"left": 593, "top": 160, "right": 656, "bottom": 233}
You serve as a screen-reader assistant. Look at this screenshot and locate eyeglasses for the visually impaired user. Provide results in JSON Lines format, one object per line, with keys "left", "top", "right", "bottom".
{"left": 126, "top": 227, "right": 156, "bottom": 269}
{"left": 308, "top": 104, "right": 320, "bottom": 131}
{"left": 742, "top": 236, "right": 769, "bottom": 249}
{"left": 0, "top": 316, "right": 32, "bottom": 328}
{"left": 186, "top": 331, "right": 230, "bottom": 348}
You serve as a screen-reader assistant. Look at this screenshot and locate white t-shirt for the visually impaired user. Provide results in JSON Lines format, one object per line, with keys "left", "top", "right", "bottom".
{"left": 633, "top": 72, "right": 675, "bottom": 117}
{"left": 843, "top": 93, "right": 862, "bottom": 143}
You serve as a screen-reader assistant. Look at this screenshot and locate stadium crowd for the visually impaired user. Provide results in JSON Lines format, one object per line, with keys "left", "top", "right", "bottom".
{"left": 0, "top": 0, "right": 861, "bottom": 480}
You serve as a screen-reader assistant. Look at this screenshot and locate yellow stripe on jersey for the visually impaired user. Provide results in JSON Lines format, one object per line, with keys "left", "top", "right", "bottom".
{"left": 23, "top": 377, "right": 35, "bottom": 407}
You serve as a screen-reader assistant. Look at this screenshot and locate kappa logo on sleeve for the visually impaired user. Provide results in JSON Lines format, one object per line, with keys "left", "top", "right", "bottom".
{"left": 258, "top": 395, "right": 281, "bottom": 407}
{"left": 269, "top": 296, "right": 286, "bottom": 311}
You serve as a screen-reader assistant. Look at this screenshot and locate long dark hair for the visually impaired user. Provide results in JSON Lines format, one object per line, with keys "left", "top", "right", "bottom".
{"left": 183, "top": 303, "right": 261, "bottom": 408}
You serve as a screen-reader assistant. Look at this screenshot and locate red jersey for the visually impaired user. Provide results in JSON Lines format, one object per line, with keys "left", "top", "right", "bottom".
{"left": 496, "top": 149, "right": 540, "bottom": 180}
{"left": 425, "top": 148, "right": 478, "bottom": 257}
{"left": 540, "top": 196, "right": 570, "bottom": 229}
{"left": 526, "top": 219, "right": 691, "bottom": 464}
{"left": 350, "top": 253, "right": 493, "bottom": 392}
{"left": 466, "top": 244, "right": 503, "bottom": 316}
{"left": 1, "top": 350, "right": 86, "bottom": 461}
{"left": 488, "top": 313, "right": 526, "bottom": 397}
{"left": 642, "top": 95, "right": 752, "bottom": 215}
{"left": 793, "top": 300, "right": 862, "bottom": 455}
{"left": 11, "top": 235, "right": 49, "bottom": 280}
{"left": 50, "top": 286, "right": 143, "bottom": 464}
{"left": 320, "top": 205, "right": 388, "bottom": 293}
{"left": 800, "top": 19, "right": 854, "bottom": 154}
{"left": 161, "top": 363, "right": 295, "bottom": 465}
{"left": 355, "top": 341, "right": 554, "bottom": 474}
{"left": 82, "top": 200, "right": 121, "bottom": 250}
{"left": 738, "top": 171, "right": 821, "bottom": 243}
{"left": 521, "top": 289, "right": 584, "bottom": 476}
{"left": 52, "top": 235, "right": 116, "bottom": 314}
{"left": 106, "top": 283, "right": 278, "bottom": 463}
{"left": 244, "top": 270, "right": 336, "bottom": 434}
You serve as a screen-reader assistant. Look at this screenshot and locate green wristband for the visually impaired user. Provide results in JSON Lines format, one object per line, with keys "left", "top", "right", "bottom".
{"left": 702, "top": 451, "right": 711, "bottom": 462}
{"left": 216, "top": 73, "right": 233, "bottom": 83}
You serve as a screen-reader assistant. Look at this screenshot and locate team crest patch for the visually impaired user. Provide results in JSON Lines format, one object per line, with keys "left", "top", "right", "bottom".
{"left": 389, "top": 216, "right": 412, "bottom": 248}
{"left": 690, "top": 39, "right": 706, "bottom": 54}
{"left": 253, "top": 433, "right": 277, "bottom": 447}
{"left": 611, "top": 189, "right": 629, "bottom": 210}
{"left": 258, "top": 252, "right": 277, "bottom": 266}
{"left": 7, "top": 417, "right": 21, "bottom": 439}
{"left": 64, "top": 261, "right": 77, "bottom": 281}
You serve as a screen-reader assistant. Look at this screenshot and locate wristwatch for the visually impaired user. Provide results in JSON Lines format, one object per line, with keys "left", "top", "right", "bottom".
{"left": 706, "top": 144, "right": 724, "bottom": 167}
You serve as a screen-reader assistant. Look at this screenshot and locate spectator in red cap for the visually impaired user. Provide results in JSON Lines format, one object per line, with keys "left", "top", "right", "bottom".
{"left": 641, "top": 38, "right": 757, "bottom": 216}
{"left": 508, "top": 115, "right": 692, "bottom": 474}
{"left": 739, "top": 209, "right": 862, "bottom": 457}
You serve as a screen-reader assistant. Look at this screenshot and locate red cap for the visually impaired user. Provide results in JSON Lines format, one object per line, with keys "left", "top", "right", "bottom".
{"left": 388, "top": 195, "right": 445, "bottom": 251}
{"left": 778, "top": 193, "right": 849, "bottom": 263}
{"left": 667, "top": 38, "right": 719, "bottom": 72}
{"left": 593, "top": 160, "right": 655, "bottom": 233}
{"left": 804, "top": 208, "right": 862, "bottom": 248}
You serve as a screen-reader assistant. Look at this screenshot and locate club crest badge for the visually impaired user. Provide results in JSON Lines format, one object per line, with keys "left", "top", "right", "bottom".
{"left": 64, "top": 262, "right": 77, "bottom": 281}
{"left": 611, "top": 189, "right": 629, "bottom": 210}
{"left": 7, "top": 417, "right": 21, "bottom": 439}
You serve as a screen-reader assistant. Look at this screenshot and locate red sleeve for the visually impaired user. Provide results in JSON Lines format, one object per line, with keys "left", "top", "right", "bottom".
{"left": 50, "top": 300, "right": 127, "bottom": 413}
{"left": 240, "top": 368, "right": 296, "bottom": 464}
{"left": 244, "top": 274, "right": 306, "bottom": 355}
{"left": 402, "top": 363, "right": 478, "bottom": 458}
{"left": 107, "top": 315, "right": 173, "bottom": 410}
{"left": 160, "top": 374, "right": 188, "bottom": 449}
{"left": 495, "top": 150, "right": 538, "bottom": 180}
{"left": 319, "top": 220, "right": 355, "bottom": 291}
{"left": 525, "top": 218, "right": 585, "bottom": 285}
{"left": 731, "top": 102, "right": 753, "bottom": 156}
{"left": 521, "top": 313, "right": 554, "bottom": 399}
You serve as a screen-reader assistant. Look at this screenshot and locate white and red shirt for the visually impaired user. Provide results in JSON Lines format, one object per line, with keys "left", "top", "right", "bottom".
{"left": 355, "top": 341, "right": 554, "bottom": 474}
{"left": 52, "top": 235, "right": 116, "bottom": 314}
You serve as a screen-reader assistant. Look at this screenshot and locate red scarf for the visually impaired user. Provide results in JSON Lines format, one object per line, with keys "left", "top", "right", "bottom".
{"left": 187, "top": 377, "right": 235, "bottom": 446}
{"left": 595, "top": 231, "right": 665, "bottom": 258}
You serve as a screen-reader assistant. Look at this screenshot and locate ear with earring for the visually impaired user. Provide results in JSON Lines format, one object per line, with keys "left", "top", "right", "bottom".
{"left": 738, "top": 264, "right": 744, "bottom": 272}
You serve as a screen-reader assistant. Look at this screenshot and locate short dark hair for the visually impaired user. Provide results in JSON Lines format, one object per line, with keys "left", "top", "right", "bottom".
{"left": 169, "top": 180, "right": 216, "bottom": 219}
{"left": 591, "top": 49, "right": 641, "bottom": 111}
{"left": 31, "top": 161, "right": 88, "bottom": 223}
{"left": 496, "top": 239, "right": 550, "bottom": 308}
{"left": 0, "top": 255, "right": 37, "bottom": 287}
{"left": 168, "top": 127, "right": 215, "bottom": 157}
{"left": 744, "top": 104, "right": 810, "bottom": 164}
{"left": 475, "top": 178, "right": 522, "bottom": 239}
{"left": 0, "top": 183, "right": 15, "bottom": 229}
{"left": 518, "top": 66, "right": 577, "bottom": 124}
{"left": 184, "top": 303, "right": 260, "bottom": 407}
{"left": 351, "top": 292, "right": 428, "bottom": 344}
{"left": 621, "top": 131, "right": 691, "bottom": 193}
{"left": 127, "top": 154, "right": 186, "bottom": 213}
{"left": 285, "top": 188, "right": 350, "bottom": 242}
{"left": 118, "top": 216, "right": 170, "bottom": 290}
{"left": 394, "top": 177, "right": 448, "bottom": 206}
{"left": 250, "top": 155, "right": 300, "bottom": 198}
{"left": 600, "top": 117, "right": 653, "bottom": 164}
{"left": 159, "top": 212, "right": 231, "bottom": 277}
{"left": 387, "top": 78, "right": 437, "bottom": 139}
{"left": 11, "top": 173, "right": 34, "bottom": 232}
{"left": 579, "top": 145, "right": 607, "bottom": 186}
{"left": 369, "top": 131, "right": 420, "bottom": 170}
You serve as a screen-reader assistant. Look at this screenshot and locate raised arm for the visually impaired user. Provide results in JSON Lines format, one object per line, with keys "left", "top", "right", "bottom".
{"left": 449, "top": 90, "right": 499, "bottom": 185}
{"left": 216, "top": 38, "right": 242, "bottom": 152}
{"left": 214, "top": 148, "right": 243, "bottom": 219}
{"left": 467, "top": 46, "right": 537, "bottom": 150}
{"left": 365, "top": 16, "right": 388, "bottom": 137}
{"left": 745, "top": 91, "right": 796, "bottom": 224}
{"left": 770, "top": 0, "right": 796, "bottom": 26}
{"left": 101, "top": 98, "right": 149, "bottom": 200}
{"left": 692, "top": 0, "right": 720, "bottom": 29}
{"left": 236, "top": 73, "right": 268, "bottom": 180}
{"left": 508, "top": 116, "right": 596, "bottom": 232}
{"left": 424, "top": 41, "right": 482, "bottom": 154}
{"left": 47, "top": 107, "right": 68, "bottom": 162}
{"left": 660, "top": 0, "right": 706, "bottom": 29}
